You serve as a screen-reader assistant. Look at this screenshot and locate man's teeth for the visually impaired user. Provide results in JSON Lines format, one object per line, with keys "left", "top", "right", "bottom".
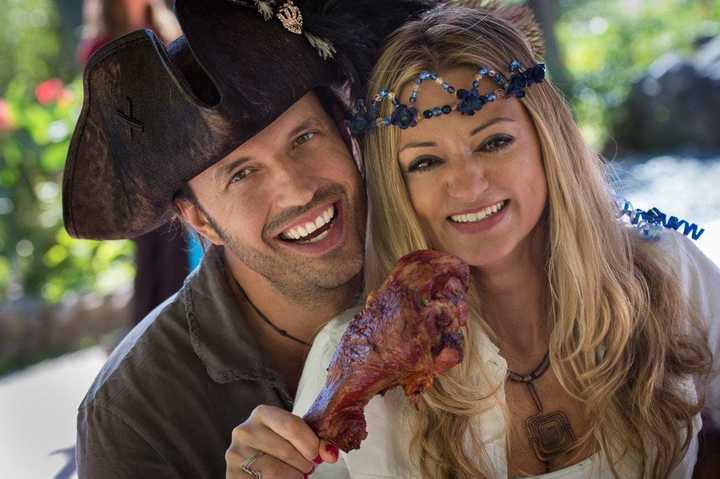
{"left": 281, "top": 205, "right": 335, "bottom": 241}
{"left": 450, "top": 200, "right": 506, "bottom": 223}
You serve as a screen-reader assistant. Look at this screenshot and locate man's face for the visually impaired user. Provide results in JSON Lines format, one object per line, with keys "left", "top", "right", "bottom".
{"left": 183, "top": 92, "right": 365, "bottom": 303}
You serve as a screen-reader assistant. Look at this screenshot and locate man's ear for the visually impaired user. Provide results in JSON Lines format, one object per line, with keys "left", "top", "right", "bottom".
{"left": 174, "top": 197, "right": 225, "bottom": 246}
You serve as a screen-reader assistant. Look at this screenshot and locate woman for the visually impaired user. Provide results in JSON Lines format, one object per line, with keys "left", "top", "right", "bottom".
{"left": 226, "top": 4, "right": 719, "bottom": 478}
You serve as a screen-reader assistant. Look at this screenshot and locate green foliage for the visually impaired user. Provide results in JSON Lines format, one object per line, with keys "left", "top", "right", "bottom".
{"left": 557, "top": 0, "right": 720, "bottom": 148}
{"left": 0, "top": 0, "right": 135, "bottom": 304}
{"left": 0, "top": 78, "right": 135, "bottom": 303}
{"left": 0, "top": 0, "right": 70, "bottom": 88}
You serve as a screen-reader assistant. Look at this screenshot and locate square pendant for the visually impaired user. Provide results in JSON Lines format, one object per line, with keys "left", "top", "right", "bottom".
{"left": 526, "top": 410, "right": 577, "bottom": 460}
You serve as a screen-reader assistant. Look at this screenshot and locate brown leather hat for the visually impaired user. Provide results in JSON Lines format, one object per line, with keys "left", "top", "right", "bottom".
{"left": 63, "top": 0, "right": 433, "bottom": 240}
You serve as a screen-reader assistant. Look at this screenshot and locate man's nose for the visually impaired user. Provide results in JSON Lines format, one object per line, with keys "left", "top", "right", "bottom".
{"left": 446, "top": 156, "right": 489, "bottom": 203}
{"left": 272, "top": 156, "right": 319, "bottom": 209}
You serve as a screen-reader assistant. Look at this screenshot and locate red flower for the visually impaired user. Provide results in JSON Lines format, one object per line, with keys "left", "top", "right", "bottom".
{"left": 0, "top": 99, "right": 15, "bottom": 133}
{"left": 35, "top": 78, "right": 65, "bottom": 105}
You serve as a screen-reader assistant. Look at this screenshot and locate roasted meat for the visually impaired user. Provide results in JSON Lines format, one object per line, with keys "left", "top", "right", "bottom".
{"left": 303, "top": 250, "right": 470, "bottom": 452}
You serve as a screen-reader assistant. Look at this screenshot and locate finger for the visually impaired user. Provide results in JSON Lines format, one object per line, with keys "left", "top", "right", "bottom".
{"left": 225, "top": 448, "right": 306, "bottom": 479}
{"left": 231, "top": 422, "right": 314, "bottom": 473}
{"left": 318, "top": 440, "right": 340, "bottom": 464}
{"left": 252, "top": 405, "right": 321, "bottom": 462}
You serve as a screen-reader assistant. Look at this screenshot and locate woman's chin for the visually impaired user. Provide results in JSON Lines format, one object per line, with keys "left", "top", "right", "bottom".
{"left": 444, "top": 247, "right": 510, "bottom": 270}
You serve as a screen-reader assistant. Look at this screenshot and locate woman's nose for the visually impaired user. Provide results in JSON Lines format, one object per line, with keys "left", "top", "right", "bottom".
{"left": 446, "top": 158, "right": 489, "bottom": 202}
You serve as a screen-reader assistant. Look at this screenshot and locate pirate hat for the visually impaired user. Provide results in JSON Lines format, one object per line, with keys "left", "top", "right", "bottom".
{"left": 63, "top": 0, "right": 433, "bottom": 239}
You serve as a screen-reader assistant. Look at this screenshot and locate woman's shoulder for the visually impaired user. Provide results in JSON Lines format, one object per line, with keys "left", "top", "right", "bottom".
{"left": 641, "top": 230, "right": 720, "bottom": 309}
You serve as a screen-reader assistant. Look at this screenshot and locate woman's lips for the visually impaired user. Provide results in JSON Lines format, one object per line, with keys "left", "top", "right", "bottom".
{"left": 446, "top": 200, "right": 509, "bottom": 234}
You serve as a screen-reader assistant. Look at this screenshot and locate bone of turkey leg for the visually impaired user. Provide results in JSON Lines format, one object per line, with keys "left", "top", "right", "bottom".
{"left": 303, "top": 250, "right": 470, "bottom": 452}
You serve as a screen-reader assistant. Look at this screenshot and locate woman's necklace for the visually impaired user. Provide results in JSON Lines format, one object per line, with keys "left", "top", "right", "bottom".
{"left": 507, "top": 352, "right": 576, "bottom": 470}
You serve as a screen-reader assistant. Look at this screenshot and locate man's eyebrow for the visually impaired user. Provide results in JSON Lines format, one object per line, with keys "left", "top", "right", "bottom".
{"left": 286, "top": 117, "right": 322, "bottom": 142}
{"left": 398, "top": 116, "right": 516, "bottom": 154}
{"left": 215, "top": 156, "right": 251, "bottom": 184}
{"left": 213, "top": 117, "right": 324, "bottom": 183}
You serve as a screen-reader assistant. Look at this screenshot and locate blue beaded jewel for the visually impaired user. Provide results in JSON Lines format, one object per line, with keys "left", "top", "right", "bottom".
{"left": 615, "top": 198, "right": 705, "bottom": 241}
{"left": 348, "top": 60, "right": 546, "bottom": 135}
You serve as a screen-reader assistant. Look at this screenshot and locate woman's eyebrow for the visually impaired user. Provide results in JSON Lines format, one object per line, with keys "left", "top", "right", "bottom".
{"left": 399, "top": 117, "right": 516, "bottom": 154}
{"left": 469, "top": 116, "right": 515, "bottom": 137}
{"left": 398, "top": 141, "right": 436, "bottom": 154}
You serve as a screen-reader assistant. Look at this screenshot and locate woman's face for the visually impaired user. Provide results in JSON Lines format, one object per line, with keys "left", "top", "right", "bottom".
{"left": 397, "top": 67, "right": 548, "bottom": 271}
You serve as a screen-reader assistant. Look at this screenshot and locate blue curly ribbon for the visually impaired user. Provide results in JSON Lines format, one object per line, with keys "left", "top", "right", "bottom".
{"left": 616, "top": 199, "right": 705, "bottom": 241}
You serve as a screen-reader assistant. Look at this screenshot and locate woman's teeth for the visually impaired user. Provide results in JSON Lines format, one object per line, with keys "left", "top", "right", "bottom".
{"left": 280, "top": 205, "right": 335, "bottom": 241}
{"left": 449, "top": 200, "right": 506, "bottom": 223}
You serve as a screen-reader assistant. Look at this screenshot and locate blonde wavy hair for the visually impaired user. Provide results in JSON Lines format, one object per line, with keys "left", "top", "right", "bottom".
{"left": 362, "top": 4, "right": 712, "bottom": 478}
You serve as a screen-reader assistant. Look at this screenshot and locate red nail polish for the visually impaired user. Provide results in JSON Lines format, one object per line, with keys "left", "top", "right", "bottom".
{"left": 313, "top": 455, "right": 323, "bottom": 464}
{"left": 326, "top": 444, "right": 339, "bottom": 460}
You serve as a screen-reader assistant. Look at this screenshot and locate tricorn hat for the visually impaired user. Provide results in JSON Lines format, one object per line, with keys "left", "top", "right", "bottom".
{"left": 63, "top": 0, "right": 433, "bottom": 240}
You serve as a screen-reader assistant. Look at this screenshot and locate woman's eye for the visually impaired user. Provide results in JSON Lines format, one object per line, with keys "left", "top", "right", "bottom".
{"left": 295, "top": 131, "right": 316, "bottom": 146}
{"left": 478, "top": 134, "right": 514, "bottom": 153}
{"left": 408, "top": 155, "right": 442, "bottom": 173}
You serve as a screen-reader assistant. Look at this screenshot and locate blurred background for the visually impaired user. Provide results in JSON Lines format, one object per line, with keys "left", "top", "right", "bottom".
{"left": 1, "top": 0, "right": 719, "bottom": 478}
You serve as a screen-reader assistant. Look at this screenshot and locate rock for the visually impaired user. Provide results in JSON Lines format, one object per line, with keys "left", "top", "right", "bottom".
{"left": 610, "top": 35, "right": 720, "bottom": 153}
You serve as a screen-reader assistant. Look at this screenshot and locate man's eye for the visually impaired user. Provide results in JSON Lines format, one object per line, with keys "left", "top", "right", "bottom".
{"left": 295, "top": 131, "right": 316, "bottom": 146}
{"left": 478, "top": 134, "right": 514, "bottom": 153}
{"left": 229, "top": 168, "right": 252, "bottom": 184}
{"left": 408, "top": 155, "right": 442, "bottom": 173}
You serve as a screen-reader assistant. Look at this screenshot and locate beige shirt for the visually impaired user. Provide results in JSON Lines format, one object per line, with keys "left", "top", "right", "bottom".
{"left": 293, "top": 232, "right": 720, "bottom": 478}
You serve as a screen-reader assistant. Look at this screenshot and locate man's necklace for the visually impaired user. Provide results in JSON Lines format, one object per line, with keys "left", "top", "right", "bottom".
{"left": 507, "top": 352, "right": 576, "bottom": 470}
{"left": 247, "top": 298, "right": 310, "bottom": 347}
{"left": 226, "top": 269, "right": 311, "bottom": 347}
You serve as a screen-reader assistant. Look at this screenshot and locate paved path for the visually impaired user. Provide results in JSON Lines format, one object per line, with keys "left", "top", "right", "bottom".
{"left": 0, "top": 347, "right": 106, "bottom": 479}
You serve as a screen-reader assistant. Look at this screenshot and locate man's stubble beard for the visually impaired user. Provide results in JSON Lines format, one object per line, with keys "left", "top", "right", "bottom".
{"left": 206, "top": 191, "right": 366, "bottom": 307}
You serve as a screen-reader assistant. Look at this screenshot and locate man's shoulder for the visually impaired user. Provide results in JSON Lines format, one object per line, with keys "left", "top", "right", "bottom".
{"left": 79, "top": 288, "right": 197, "bottom": 412}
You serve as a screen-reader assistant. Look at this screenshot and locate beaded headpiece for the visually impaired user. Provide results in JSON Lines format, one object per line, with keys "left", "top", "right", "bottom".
{"left": 348, "top": 59, "right": 546, "bottom": 135}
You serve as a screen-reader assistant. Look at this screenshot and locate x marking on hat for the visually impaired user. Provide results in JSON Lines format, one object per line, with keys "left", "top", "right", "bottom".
{"left": 116, "top": 96, "right": 144, "bottom": 137}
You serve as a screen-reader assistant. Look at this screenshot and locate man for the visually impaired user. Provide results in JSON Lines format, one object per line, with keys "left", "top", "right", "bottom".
{"left": 64, "top": 1, "right": 430, "bottom": 477}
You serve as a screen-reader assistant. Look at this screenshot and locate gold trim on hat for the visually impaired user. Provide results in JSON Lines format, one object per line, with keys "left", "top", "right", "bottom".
{"left": 276, "top": 0, "right": 303, "bottom": 34}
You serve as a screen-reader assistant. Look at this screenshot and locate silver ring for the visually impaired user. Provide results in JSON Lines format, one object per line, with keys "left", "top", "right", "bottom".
{"left": 240, "top": 450, "right": 264, "bottom": 478}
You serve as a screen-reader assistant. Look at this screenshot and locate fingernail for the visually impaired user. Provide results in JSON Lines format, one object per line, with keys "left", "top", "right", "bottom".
{"left": 313, "top": 455, "right": 323, "bottom": 464}
{"left": 326, "top": 444, "right": 339, "bottom": 460}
